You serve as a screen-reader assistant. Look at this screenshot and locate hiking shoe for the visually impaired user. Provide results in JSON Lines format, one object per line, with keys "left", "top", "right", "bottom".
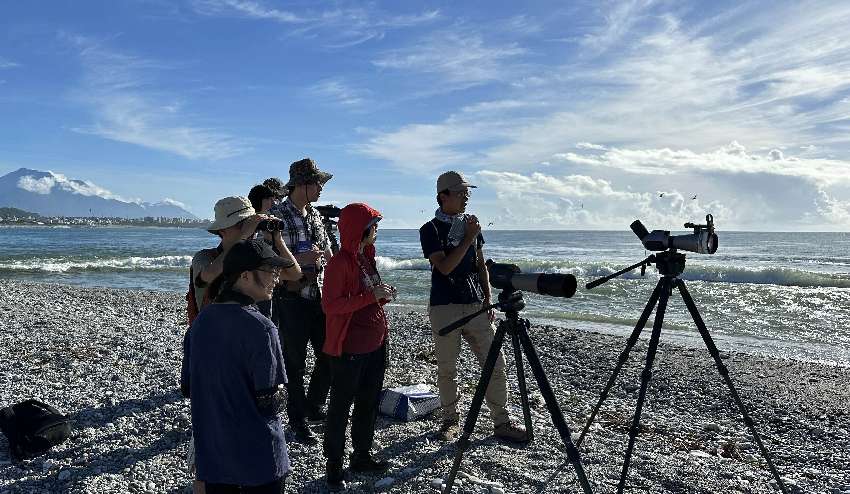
{"left": 349, "top": 453, "right": 390, "bottom": 473}
{"left": 494, "top": 422, "right": 529, "bottom": 443}
{"left": 326, "top": 461, "right": 347, "bottom": 491}
{"left": 437, "top": 418, "right": 459, "bottom": 442}
{"left": 305, "top": 407, "right": 327, "bottom": 424}
{"left": 290, "top": 423, "right": 318, "bottom": 445}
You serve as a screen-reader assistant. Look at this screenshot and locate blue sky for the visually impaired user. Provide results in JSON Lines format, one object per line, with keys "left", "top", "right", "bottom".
{"left": 2, "top": 1, "right": 850, "bottom": 230}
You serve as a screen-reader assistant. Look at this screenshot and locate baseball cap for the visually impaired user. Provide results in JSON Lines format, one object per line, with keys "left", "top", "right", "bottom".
{"left": 222, "top": 239, "right": 295, "bottom": 277}
{"left": 437, "top": 171, "right": 477, "bottom": 193}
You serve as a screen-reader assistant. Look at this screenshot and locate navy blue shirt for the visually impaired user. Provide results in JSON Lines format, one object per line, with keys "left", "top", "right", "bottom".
{"left": 182, "top": 303, "right": 289, "bottom": 485}
{"left": 419, "top": 218, "right": 485, "bottom": 306}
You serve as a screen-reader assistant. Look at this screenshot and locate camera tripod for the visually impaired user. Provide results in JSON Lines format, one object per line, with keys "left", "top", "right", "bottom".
{"left": 580, "top": 250, "right": 788, "bottom": 494}
{"left": 438, "top": 289, "right": 593, "bottom": 494}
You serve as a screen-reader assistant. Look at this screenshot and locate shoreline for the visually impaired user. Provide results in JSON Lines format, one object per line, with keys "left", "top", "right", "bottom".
{"left": 5, "top": 279, "right": 848, "bottom": 369}
{"left": 1, "top": 280, "right": 848, "bottom": 493}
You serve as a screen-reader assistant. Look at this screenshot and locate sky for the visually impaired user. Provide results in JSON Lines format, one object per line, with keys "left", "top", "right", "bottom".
{"left": 2, "top": 1, "right": 850, "bottom": 230}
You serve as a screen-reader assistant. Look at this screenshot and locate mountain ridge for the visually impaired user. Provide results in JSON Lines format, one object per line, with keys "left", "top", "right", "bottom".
{"left": 0, "top": 168, "right": 198, "bottom": 219}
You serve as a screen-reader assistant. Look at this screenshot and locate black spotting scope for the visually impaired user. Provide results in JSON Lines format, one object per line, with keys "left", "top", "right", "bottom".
{"left": 630, "top": 214, "right": 718, "bottom": 254}
{"left": 486, "top": 260, "right": 577, "bottom": 298}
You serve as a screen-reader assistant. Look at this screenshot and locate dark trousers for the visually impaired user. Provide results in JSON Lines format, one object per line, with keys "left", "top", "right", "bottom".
{"left": 272, "top": 293, "right": 331, "bottom": 425}
{"left": 323, "top": 345, "right": 386, "bottom": 463}
{"left": 205, "top": 476, "right": 286, "bottom": 494}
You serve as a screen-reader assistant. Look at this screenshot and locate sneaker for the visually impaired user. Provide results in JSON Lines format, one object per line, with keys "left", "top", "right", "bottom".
{"left": 437, "top": 418, "right": 459, "bottom": 442}
{"left": 349, "top": 453, "right": 390, "bottom": 473}
{"left": 290, "top": 423, "right": 318, "bottom": 445}
{"left": 305, "top": 407, "right": 327, "bottom": 424}
{"left": 326, "top": 460, "right": 347, "bottom": 491}
{"left": 494, "top": 422, "right": 530, "bottom": 443}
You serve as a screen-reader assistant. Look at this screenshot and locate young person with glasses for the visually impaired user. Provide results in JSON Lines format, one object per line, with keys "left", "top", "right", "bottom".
{"left": 182, "top": 239, "right": 300, "bottom": 493}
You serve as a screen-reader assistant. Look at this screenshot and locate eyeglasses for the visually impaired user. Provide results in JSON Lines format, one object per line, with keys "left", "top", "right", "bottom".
{"left": 452, "top": 189, "right": 471, "bottom": 198}
{"left": 255, "top": 267, "right": 280, "bottom": 279}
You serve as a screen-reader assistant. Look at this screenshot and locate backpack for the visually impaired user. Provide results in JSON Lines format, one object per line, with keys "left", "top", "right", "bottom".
{"left": 0, "top": 399, "right": 72, "bottom": 459}
{"left": 186, "top": 248, "right": 221, "bottom": 324}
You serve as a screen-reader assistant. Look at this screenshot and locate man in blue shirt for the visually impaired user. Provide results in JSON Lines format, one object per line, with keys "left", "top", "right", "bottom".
{"left": 182, "top": 239, "right": 301, "bottom": 493}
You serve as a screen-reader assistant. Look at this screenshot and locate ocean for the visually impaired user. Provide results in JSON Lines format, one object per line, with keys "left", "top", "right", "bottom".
{"left": 1, "top": 226, "right": 849, "bottom": 366}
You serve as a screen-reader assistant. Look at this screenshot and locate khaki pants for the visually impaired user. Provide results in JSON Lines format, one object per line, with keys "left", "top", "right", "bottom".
{"left": 428, "top": 303, "right": 509, "bottom": 427}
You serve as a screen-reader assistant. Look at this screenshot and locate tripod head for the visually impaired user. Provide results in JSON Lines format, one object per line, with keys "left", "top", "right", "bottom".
{"left": 437, "top": 289, "right": 526, "bottom": 336}
{"left": 586, "top": 250, "right": 687, "bottom": 290}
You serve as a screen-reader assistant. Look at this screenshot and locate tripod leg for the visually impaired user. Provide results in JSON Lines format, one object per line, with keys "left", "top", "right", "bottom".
{"left": 675, "top": 280, "right": 789, "bottom": 494}
{"left": 511, "top": 329, "right": 535, "bottom": 442}
{"left": 617, "top": 277, "right": 671, "bottom": 494}
{"left": 517, "top": 319, "right": 594, "bottom": 494}
{"left": 442, "top": 319, "right": 508, "bottom": 494}
{"left": 577, "top": 278, "right": 663, "bottom": 447}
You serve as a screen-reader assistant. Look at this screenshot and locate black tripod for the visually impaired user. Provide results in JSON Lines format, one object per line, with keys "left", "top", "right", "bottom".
{"left": 438, "top": 289, "right": 593, "bottom": 494}
{"left": 578, "top": 250, "right": 788, "bottom": 494}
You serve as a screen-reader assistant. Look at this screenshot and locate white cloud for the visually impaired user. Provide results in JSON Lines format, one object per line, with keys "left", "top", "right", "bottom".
{"left": 360, "top": 3, "right": 850, "bottom": 175}
{"left": 160, "top": 197, "right": 189, "bottom": 208}
{"left": 474, "top": 170, "right": 731, "bottom": 229}
{"left": 552, "top": 141, "right": 850, "bottom": 185}
{"left": 66, "top": 36, "right": 248, "bottom": 160}
{"left": 580, "top": 0, "right": 654, "bottom": 57}
{"left": 192, "top": 1, "right": 438, "bottom": 48}
{"left": 0, "top": 57, "right": 18, "bottom": 69}
{"left": 17, "top": 176, "right": 55, "bottom": 195}
{"left": 192, "top": 0, "right": 303, "bottom": 23}
{"left": 576, "top": 142, "right": 607, "bottom": 151}
{"left": 17, "top": 172, "right": 126, "bottom": 200}
{"left": 373, "top": 30, "right": 525, "bottom": 87}
{"left": 308, "top": 78, "right": 366, "bottom": 107}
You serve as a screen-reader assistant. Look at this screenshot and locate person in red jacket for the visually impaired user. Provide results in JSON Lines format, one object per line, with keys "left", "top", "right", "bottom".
{"left": 321, "top": 202, "right": 396, "bottom": 491}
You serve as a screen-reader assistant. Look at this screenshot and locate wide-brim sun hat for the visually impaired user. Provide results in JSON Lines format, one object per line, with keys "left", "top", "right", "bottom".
{"left": 285, "top": 158, "right": 333, "bottom": 187}
{"left": 207, "top": 196, "right": 256, "bottom": 233}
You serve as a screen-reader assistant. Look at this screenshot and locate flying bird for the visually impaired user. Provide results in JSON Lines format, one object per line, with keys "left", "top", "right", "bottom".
{"left": 487, "top": 222, "right": 494, "bottom": 227}
{"left": 659, "top": 193, "right": 664, "bottom": 198}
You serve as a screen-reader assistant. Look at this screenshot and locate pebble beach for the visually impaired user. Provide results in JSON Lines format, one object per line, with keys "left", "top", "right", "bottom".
{"left": 1, "top": 280, "right": 848, "bottom": 493}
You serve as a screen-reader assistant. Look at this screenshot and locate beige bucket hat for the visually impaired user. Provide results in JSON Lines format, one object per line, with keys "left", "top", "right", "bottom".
{"left": 207, "top": 196, "right": 255, "bottom": 233}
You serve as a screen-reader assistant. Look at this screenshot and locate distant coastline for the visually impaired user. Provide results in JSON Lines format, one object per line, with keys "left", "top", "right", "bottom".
{"left": 0, "top": 208, "right": 209, "bottom": 228}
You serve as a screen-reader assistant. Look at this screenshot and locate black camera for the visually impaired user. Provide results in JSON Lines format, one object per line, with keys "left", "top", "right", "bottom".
{"left": 315, "top": 204, "right": 341, "bottom": 219}
{"left": 256, "top": 218, "right": 284, "bottom": 232}
{"left": 486, "top": 260, "right": 577, "bottom": 298}
{"left": 630, "top": 214, "right": 718, "bottom": 254}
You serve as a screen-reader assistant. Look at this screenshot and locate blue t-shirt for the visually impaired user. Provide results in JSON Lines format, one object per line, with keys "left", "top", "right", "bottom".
{"left": 182, "top": 303, "right": 289, "bottom": 485}
{"left": 419, "top": 218, "right": 485, "bottom": 306}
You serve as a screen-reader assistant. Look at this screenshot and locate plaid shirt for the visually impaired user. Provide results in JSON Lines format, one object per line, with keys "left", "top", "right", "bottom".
{"left": 269, "top": 197, "right": 330, "bottom": 300}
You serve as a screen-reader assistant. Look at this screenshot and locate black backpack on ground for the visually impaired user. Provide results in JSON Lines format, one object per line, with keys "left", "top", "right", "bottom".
{"left": 0, "top": 399, "right": 72, "bottom": 459}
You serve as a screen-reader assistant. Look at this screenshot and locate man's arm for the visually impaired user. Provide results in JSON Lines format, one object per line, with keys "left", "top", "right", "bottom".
{"left": 427, "top": 216, "right": 482, "bottom": 275}
{"left": 272, "top": 231, "right": 302, "bottom": 282}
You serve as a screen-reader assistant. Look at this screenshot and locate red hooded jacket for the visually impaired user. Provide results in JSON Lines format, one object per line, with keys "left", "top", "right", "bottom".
{"left": 321, "top": 203, "right": 386, "bottom": 357}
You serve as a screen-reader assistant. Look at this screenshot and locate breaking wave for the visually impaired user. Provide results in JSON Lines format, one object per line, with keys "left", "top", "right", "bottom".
{"left": 373, "top": 257, "right": 850, "bottom": 288}
{"left": 0, "top": 255, "right": 191, "bottom": 273}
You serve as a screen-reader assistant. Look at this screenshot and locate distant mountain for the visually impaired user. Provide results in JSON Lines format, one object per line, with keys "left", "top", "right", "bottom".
{"left": 0, "top": 206, "right": 39, "bottom": 218}
{"left": 0, "top": 168, "right": 198, "bottom": 219}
